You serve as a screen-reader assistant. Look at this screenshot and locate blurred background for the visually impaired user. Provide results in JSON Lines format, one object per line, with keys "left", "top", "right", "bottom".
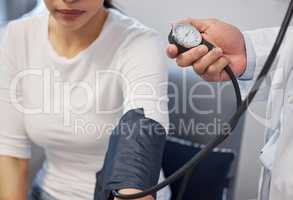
{"left": 0, "top": 0, "right": 289, "bottom": 200}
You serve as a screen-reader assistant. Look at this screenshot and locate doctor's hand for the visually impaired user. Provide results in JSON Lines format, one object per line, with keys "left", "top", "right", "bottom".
{"left": 166, "top": 18, "right": 247, "bottom": 82}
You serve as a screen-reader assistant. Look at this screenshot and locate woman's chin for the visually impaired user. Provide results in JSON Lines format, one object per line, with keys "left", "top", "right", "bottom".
{"left": 53, "top": 12, "right": 89, "bottom": 31}
{"left": 55, "top": 18, "right": 86, "bottom": 31}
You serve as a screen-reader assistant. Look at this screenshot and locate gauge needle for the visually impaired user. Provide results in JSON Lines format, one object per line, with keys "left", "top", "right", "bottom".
{"left": 185, "top": 30, "right": 189, "bottom": 37}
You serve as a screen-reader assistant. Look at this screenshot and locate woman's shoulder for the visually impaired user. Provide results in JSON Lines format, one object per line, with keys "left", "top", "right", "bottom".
{"left": 109, "top": 9, "right": 152, "bottom": 31}
{"left": 107, "top": 10, "right": 166, "bottom": 73}
{"left": 108, "top": 9, "right": 162, "bottom": 49}
{"left": 1, "top": 15, "right": 48, "bottom": 66}
{"left": 3, "top": 14, "right": 48, "bottom": 49}
{"left": 6, "top": 14, "right": 47, "bottom": 35}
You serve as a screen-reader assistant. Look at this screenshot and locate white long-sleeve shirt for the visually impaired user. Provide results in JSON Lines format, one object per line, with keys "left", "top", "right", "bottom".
{"left": 240, "top": 27, "right": 293, "bottom": 200}
{"left": 0, "top": 9, "right": 169, "bottom": 200}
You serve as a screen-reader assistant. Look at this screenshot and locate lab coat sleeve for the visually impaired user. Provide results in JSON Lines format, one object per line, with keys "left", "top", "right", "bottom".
{"left": 238, "top": 27, "right": 280, "bottom": 100}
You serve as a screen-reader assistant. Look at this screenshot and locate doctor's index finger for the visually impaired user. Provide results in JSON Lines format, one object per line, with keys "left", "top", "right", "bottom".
{"left": 166, "top": 44, "right": 179, "bottom": 58}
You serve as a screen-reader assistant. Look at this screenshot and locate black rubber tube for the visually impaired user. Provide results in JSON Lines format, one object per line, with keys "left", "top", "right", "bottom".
{"left": 175, "top": 66, "right": 242, "bottom": 200}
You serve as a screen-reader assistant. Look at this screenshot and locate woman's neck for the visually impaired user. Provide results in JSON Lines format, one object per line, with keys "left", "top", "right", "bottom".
{"left": 48, "top": 8, "right": 108, "bottom": 59}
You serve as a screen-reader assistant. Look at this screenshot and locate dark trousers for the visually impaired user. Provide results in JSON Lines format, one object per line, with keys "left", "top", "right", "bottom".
{"left": 29, "top": 181, "right": 57, "bottom": 200}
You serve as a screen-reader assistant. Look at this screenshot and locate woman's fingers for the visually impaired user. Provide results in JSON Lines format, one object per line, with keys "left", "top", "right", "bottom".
{"left": 176, "top": 45, "right": 208, "bottom": 67}
{"left": 192, "top": 47, "right": 223, "bottom": 75}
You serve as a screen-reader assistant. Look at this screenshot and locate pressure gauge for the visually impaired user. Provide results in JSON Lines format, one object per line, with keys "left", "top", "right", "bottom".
{"left": 169, "top": 23, "right": 214, "bottom": 54}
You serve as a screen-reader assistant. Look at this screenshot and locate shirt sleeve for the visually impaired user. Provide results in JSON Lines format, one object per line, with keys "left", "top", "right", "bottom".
{"left": 119, "top": 30, "right": 169, "bottom": 131}
{"left": 0, "top": 23, "right": 31, "bottom": 159}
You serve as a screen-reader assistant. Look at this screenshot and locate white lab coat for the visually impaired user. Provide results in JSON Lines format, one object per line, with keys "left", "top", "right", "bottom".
{"left": 243, "top": 27, "right": 293, "bottom": 200}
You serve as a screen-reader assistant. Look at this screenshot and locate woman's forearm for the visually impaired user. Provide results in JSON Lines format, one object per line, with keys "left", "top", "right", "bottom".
{"left": 0, "top": 156, "right": 28, "bottom": 200}
{"left": 114, "top": 188, "right": 154, "bottom": 200}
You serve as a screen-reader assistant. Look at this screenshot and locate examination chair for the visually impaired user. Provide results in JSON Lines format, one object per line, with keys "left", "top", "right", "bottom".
{"left": 162, "top": 66, "right": 244, "bottom": 200}
{"left": 162, "top": 137, "right": 235, "bottom": 200}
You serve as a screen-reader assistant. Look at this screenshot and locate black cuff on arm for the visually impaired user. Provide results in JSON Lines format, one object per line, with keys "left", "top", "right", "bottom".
{"left": 94, "top": 108, "right": 167, "bottom": 200}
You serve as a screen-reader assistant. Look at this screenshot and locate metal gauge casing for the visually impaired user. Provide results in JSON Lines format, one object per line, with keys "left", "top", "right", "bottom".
{"left": 169, "top": 23, "right": 214, "bottom": 54}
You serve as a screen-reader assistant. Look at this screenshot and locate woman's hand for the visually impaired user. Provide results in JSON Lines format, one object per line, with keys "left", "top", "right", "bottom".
{"left": 166, "top": 18, "right": 247, "bottom": 82}
{"left": 0, "top": 156, "right": 28, "bottom": 200}
{"left": 114, "top": 188, "right": 154, "bottom": 200}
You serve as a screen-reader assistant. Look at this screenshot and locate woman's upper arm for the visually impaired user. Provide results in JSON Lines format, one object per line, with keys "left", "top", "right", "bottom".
{"left": 120, "top": 30, "right": 169, "bottom": 131}
{"left": 0, "top": 21, "right": 30, "bottom": 200}
{"left": 0, "top": 23, "right": 31, "bottom": 160}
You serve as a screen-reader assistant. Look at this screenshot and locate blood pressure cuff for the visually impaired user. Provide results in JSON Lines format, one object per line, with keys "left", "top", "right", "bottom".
{"left": 94, "top": 108, "right": 167, "bottom": 200}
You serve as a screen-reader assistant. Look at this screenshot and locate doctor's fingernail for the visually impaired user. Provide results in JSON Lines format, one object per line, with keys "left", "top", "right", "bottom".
{"left": 198, "top": 45, "right": 207, "bottom": 53}
{"left": 214, "top": 48, "right": 223, "bottom": 54}
{"left": 169, "top": 22, "right": 176, "bottom": 27}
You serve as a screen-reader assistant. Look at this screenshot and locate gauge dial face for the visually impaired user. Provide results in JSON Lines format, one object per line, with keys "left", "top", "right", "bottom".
{"left": 172, "top": 23, "right": 202, "bottom": 48}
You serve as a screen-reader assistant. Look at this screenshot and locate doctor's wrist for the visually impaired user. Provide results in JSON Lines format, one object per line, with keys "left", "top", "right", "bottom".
{"left": 238, "top": 32, "right": 256, "bottom": 80}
